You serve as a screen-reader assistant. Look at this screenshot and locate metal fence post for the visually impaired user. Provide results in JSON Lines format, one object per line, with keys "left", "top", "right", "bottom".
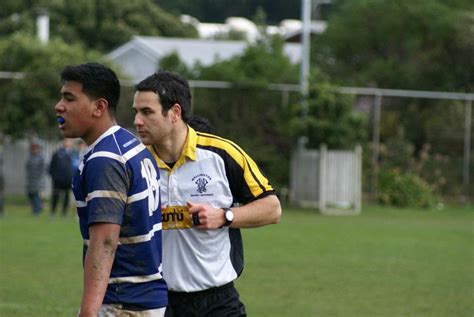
{"left": 371, "top": 92, "right": 382, "bottom": 197}
{"left": 463, "top": 99, "right": 472, "bottom": 201}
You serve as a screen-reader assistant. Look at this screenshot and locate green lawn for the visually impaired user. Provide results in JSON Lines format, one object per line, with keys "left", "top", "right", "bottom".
{"left": 0, "top": 202, "right": 473, "bottom": 317}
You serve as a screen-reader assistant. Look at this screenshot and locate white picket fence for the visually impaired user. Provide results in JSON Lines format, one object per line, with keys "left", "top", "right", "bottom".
{"left": 3, "top": 139, "right": 363, "bottom": 215}
{"left": 290, "top": 145, "right": 362, "bottom": 215}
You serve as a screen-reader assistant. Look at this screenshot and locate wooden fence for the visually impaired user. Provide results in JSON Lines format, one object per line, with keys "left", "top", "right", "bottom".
{"left": 3, "top": 139, "right": 362, "bottom": 215}
{"left": 290, "top": 145, "right": 362, "bottom": 215}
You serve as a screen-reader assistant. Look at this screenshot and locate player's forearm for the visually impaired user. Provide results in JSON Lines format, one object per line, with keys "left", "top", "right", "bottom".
{"left": 79, "top": 224, "right": 120, "bottom": 316}
{"left": 232, "top": 194, "right": 281, "bottom": 228}
{"left": 188, "top": 195, "right": 281, "bottom": 229}
{"left": 80, "top": 249, "right": 112, "bottom": 316}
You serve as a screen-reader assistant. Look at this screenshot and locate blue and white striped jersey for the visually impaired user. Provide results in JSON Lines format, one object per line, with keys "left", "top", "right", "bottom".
{"left": 73, "top": 126, "right": 167, "bottom": 309}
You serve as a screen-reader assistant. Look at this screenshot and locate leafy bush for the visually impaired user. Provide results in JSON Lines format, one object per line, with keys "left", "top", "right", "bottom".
{"left": 377, "top": 127, "right": 458, "bottom": 197}
{"left": 289, "top": 81, "right": 368, "bottom": 150}
{"left": 378, "top": 170, "right": 438, "bottom": 208}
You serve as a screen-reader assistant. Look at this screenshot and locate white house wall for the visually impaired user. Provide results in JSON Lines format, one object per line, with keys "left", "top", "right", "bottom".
{"left": 112, "top": 47, "right": 158, "bottom": 83}
{"left": 107, "top": 36, "right": 302, "bottom": 83}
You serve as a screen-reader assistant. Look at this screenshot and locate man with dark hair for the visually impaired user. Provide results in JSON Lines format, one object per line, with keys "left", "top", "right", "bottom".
{"left": 133, "top": 70, "right": 281, "bottom": 317}
{"left": 135, "top": 71, "right": 192, "bottom": 120}
{"left": 55, "top": 62, "right": 167, "bottom": 316}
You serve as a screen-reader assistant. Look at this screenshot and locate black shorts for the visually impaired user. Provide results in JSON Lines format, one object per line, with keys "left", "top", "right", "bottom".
{"left": 165, "top": 282, "right": 246, "bottom": 317}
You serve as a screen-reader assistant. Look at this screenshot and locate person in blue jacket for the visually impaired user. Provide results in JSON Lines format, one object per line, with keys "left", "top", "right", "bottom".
{"left": 49, "top": 138, "right": 74, "bottom": 216}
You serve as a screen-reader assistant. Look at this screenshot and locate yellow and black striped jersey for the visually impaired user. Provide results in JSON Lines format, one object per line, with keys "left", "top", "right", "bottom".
{"left": 148, "top": 126, "right": 276, "bottom": 292}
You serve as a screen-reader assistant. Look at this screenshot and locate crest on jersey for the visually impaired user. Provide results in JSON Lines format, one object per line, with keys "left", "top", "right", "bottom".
{"left": 195, "top": 177, "right": 208, "bottom": 193}
{"left": 191, "top": 173, "right": 213, "bottom": 196}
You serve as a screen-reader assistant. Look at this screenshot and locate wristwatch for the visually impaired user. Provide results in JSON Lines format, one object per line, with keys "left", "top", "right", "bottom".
{"left": 222, "top": 208, "right": 234, "bottom": 227}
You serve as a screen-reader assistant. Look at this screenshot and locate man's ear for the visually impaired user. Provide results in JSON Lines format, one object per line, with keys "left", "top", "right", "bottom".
{"left": 93, "top": 98, "right": 108, "bottom": 117}
{"left": 170, "top": 103, "right": 182, "bottom": 123}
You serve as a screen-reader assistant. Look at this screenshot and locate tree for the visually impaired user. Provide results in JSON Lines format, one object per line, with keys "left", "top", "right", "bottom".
{"left": 316, "top": 0, "right": 474, "bottom": 92}
{"left": 198, "top": 36, "right": 299, "bottom": 84}
{"left": 155, "top": 0, "right": 301, "bottom": 24}
{"left": 0, "top": 0, "right": 198, "bottom": 53}
{"left": 158, "top": 52, "right": 194, "bottom": 78}
{"left": 0, "top": 33, "right": 103, "bottom": 138}
{"left": 289, "top": 80, "right": 368, "bottom": 150}
{"left": 314, "top": 0, "right": 474, "bottom": 198}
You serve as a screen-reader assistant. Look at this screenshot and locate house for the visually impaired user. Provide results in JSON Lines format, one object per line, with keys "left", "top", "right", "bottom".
{"left": 280, "top": 19, "right": 327, "bottom": 42}
{"left": 180, "top": 15, "right": 327, "bottom": 42}
{"left": 107, "top": 36, "right": 303, "bottom": 83}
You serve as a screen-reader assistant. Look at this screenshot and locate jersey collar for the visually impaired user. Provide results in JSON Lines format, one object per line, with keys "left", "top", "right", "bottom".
{"left": 85, "top": 125, "right": 121, "bottom": 155}
{"left": 150, "top": 125, "right": 197, "bottom": 171}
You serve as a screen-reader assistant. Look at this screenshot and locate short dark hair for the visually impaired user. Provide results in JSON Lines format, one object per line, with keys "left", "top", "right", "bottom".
{"left": 136, "top": 70, "right": 192, "bottom": 122}
{"left": 60, "top": 62, "right": 120, "bottom": 115}
{"left": 188, "top": 115, "right": 213, "bottom": 133}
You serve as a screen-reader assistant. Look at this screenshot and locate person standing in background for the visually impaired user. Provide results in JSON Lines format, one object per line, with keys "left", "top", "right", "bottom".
{"left": 49, "top": 138, "right": 74, "bottom": 216}
{"left": 25, "top": 141, "right": 45, "bottom": 215}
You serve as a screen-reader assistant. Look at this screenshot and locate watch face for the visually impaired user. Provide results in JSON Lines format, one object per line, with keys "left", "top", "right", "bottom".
{"left": 226, "top": 210, "right": 234, "bottom": 221}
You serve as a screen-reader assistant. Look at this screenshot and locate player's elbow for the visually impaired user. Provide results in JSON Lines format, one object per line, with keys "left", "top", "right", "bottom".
{"left": 271, "top": 206, "right": 282, "bottom": 224}
{"left": 268, "top": 195, "right": 282, "bottom": 224}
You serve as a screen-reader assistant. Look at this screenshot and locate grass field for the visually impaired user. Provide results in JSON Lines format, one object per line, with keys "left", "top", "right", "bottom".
{"left": 0, "top": 201, "right": 473, "bottom": 317}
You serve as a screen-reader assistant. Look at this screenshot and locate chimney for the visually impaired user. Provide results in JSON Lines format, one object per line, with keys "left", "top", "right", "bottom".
{"left": 36, "top": 9, "right": 49, "bottom": 44}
